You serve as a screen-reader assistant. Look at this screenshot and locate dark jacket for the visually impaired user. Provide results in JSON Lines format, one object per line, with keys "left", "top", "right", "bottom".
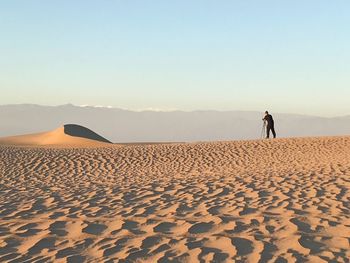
{"left": 263, "top": 114, "right": 274, "bottom": 127}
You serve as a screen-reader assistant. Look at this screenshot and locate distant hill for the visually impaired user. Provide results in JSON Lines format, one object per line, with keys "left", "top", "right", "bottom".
{"left": 0, "top": 104, "right": 349, "bottom": 142}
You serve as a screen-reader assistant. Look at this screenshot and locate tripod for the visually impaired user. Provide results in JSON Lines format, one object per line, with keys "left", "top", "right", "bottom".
{"left": 261, "top": 121, "right": 266, "bottom": 139}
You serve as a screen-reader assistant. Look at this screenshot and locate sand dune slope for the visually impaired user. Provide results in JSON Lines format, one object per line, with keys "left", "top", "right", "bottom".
{"left": 0, "top": 124, "right": 111, "bottom": 146}
{"left": 0, "top": 136, "right": 349, "bottom": 262}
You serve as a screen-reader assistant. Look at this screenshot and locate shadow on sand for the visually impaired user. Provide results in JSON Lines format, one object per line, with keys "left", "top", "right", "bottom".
{"left": 64, "top": 124, "right": 111, "bottom": 143}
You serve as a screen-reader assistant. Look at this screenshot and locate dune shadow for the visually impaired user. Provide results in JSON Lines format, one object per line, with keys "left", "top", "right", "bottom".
{"left": 231, "top": 237, "right": 253, "bottom": 256}
{"left": 188, "top": 222, "right": 213, "bottom": 234}
{"left": 153, "top": 222, "right": 176, "bottom": 234}
{"left": 28, "top": 237, "right": 56, "bottom": 255}
{"left": 298, "top": 235, "right": 324, "bottom": 253}
{"left": 64, "top": 124, "right": 111, "bottom": 143}
{"left": 82, "top": 223, "right": 107, "bottom": 235}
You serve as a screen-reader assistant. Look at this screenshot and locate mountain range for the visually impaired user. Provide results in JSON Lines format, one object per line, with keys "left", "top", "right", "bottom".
{"left": 0, "top": 104, "right": 349, "bottom": 142}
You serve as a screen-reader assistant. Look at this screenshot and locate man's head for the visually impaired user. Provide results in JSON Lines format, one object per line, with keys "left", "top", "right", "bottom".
{"left": 265, "top": 111, "right": 268, "bottom": 115}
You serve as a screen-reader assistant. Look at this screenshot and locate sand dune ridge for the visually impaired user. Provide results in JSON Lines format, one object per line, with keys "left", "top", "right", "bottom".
{"left": 0, "top": 124, "right": 111, "bottom": 146}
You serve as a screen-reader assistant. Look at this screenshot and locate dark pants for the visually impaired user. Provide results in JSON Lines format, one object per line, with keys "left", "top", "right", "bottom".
{"left": 266, "top": 125, "right": 276, "bottom": 138}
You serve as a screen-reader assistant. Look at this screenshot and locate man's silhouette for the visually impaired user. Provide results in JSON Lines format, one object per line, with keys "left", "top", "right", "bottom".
{"left": 262, "top": 111, "right": 276, "bottom": 139}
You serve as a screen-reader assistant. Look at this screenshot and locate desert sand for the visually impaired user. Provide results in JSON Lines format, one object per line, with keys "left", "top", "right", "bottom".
{"left": 0, "top": 127, "right": 349, "bottom": 262}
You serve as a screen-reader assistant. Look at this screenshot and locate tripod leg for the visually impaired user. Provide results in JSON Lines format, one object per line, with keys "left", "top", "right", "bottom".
{"left": 263, "top": 125, "right": 266, "bottom": 139}
{"left": 261, "top": 124, "right": 265, "bottom": 139}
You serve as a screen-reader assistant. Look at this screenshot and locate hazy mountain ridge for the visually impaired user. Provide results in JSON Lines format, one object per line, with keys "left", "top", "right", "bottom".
{"left": 0, "top": 104, "right": 349, "bottom": 142}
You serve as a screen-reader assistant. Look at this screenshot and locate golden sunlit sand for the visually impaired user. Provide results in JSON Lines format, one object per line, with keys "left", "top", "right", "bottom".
{"left": 0, "top": 128, "right": 349, "bottom": 262}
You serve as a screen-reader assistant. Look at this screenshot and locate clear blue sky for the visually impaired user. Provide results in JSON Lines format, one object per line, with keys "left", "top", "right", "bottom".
{"left": 1, "top": 1, "right": 349, "bottom": 116}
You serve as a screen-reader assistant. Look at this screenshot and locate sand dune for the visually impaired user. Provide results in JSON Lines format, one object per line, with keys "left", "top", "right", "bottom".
{"left": 0, "top": 124, "right": 111, "bottom": 147}
{"left": 0, "top": 136, "right": 349, "bottom": 262}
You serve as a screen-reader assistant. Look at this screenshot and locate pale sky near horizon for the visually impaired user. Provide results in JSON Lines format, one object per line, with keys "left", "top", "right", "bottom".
{"left": 0, "top": 1, "right": 349, "bottom": 116}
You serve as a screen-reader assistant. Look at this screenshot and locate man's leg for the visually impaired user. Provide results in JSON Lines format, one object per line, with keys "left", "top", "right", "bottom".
{"left": 266, "top": 126, "right": 271, "bottom": 138}
{"left": 271, "top": 126, "right": 276, "bottom": 138}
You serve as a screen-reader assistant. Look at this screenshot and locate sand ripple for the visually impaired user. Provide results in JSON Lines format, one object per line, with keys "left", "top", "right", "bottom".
{"left": 0, "top": 137, "right": 350, "bottom": 262}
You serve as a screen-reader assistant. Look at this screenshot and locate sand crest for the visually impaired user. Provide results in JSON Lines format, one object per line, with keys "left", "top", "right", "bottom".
{"left": 0, "top": 124, "right": 111, "bottom": 147}
{"left": 0, "top": 136, "right": 349, "bottom": 262}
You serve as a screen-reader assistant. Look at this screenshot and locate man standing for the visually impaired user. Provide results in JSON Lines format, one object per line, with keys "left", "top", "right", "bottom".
{"left": 262, "top": 111, "right": 276, "bottom": 139}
